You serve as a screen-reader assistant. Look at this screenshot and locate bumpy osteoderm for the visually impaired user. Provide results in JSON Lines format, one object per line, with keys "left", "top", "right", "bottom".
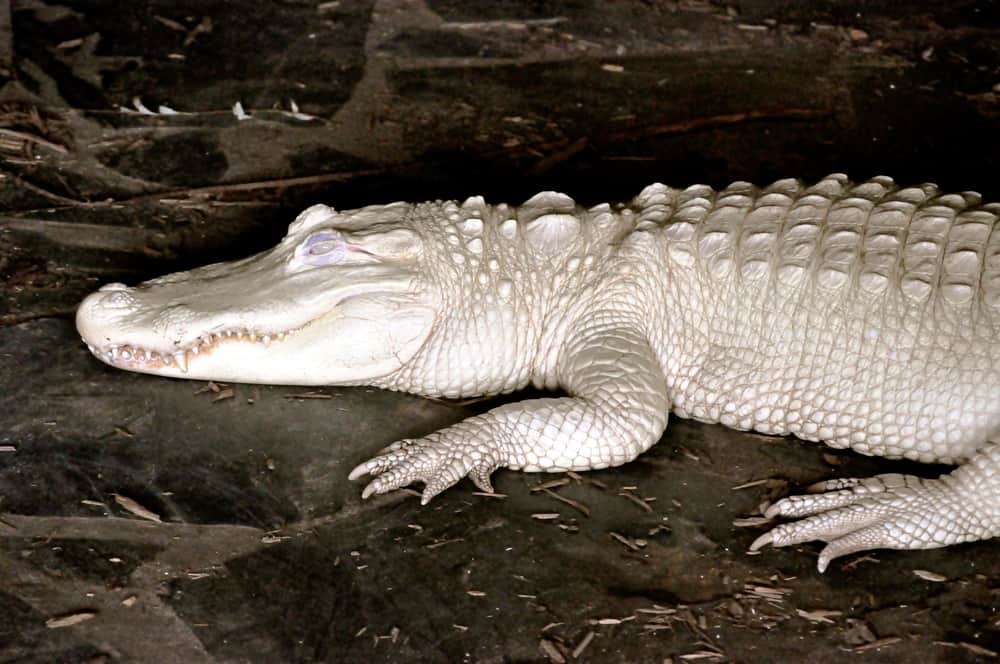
{"left": 77, "top": 175, "right": 1000, "bottom": 571}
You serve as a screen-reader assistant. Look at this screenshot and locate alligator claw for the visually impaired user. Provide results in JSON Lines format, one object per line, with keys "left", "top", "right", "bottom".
{"left": 349, "top": 435, "right": 500, "bottom": 504}
{"left": 750, "top": 472, "right": 973, "bottom": 572}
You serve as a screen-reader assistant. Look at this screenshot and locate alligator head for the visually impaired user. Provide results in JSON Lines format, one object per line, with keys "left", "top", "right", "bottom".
{"left": 76, "top": 203, "right": 438, "bottom": 385}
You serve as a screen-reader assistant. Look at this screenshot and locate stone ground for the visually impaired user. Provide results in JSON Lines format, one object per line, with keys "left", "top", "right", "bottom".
{"left": 1, "top": 0, "right": 998, "bottom": 662}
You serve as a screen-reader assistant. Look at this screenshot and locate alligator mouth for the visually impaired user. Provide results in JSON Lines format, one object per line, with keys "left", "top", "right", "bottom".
{"left": 85, "top": 325, "right": 298, "bottom": 373}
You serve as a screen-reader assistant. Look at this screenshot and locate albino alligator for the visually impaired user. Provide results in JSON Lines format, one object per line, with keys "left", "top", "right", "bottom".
{"left": 76, "top": 174, "right": 999, "bottom": 572}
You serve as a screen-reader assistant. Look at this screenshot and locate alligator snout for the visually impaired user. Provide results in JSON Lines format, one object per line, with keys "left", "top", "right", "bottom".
{"left": 76, "top": 284, "right": 139, "bottom": 348}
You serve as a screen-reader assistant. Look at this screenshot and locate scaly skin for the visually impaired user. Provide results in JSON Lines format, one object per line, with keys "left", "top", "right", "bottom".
{"left": 77, "top": 175, "right": 1000, "bottom": 571}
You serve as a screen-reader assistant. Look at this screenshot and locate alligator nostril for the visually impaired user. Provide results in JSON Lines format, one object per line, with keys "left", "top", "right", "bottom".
{"left": 98, "top": 282, "right": 130, "bottom": 293}
{"left": 102, "top": 291, "right": 133, "bottom": 307}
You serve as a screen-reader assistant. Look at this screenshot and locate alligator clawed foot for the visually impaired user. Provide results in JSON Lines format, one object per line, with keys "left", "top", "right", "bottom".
{"left": 349, "top": 435, "right": 500, "bottom": 504}
{"left": 750, "top": 472, "right": 968, "bottom": 572}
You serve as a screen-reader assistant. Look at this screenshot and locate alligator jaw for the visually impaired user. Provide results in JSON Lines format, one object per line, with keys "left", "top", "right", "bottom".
{"left": 82, "top": 326, "right": 294, "bottom": 375}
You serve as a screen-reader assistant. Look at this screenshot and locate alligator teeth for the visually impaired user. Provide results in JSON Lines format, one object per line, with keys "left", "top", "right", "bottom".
{"left": 261, "top": 335, "right": 270, "bottom": 344}
{"left": 136, "top": 349, "right": 147, "bottom": 362}
{"left": 173, "top": 351, "right": 189, "bottom": 373}
{"left": 191, "top": 344, "right": 201, "bottom": 355}
{"left": 120, "top": 347, "right": 132, "bottom": 360}
{"left": 248, "top": 333, "right": 257, "bottom": 342}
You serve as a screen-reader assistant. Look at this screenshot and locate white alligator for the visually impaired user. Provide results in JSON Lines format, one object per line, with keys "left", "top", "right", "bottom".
{"left": 76, "top": 174, "right": 999, "bottom": 571}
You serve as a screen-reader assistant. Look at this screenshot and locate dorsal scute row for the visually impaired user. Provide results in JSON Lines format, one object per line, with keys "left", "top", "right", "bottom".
{"left": 627, "top": 174, "right": 1000, "bottom": 308}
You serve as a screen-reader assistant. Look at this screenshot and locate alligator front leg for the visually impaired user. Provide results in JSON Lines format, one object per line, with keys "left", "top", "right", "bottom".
{"left": 751, "top": 442, "right": 1000, "bottom": 572}
{"left": 350, "top": 320, "right": 670, "bottom": 503}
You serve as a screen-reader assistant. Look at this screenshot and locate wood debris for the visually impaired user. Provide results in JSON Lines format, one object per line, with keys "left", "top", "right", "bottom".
{"left": 933, "top": 641, "right": 998, "bottom": 658}
{"left": 261, "top": 534, "right": 289, "bottom": 544}
{"left": 740, "top": 583, "right": 792, "bottom": 608}
{"left": 848, "top": 27, "right": 869, "bottom": 41}
{"left": 796, "top": 608, "right": 842, "bottom": 624}
{"left": 647, "top": 523, "right": 671, "bottom": 537}
{"left": 46, "top": 610, "right": 97, "bottom": 628}
{"left": 679, "top": 650, "right": 725, "bottom": 660}
{"left": 471, "top": 491, "right": 507, "bottom": 499}
{"left": 0, "top": 445, "right": 15, "bottom": 453}
{"left": 372, "top": 626, "right": 400, "bottom": 645}
{"left": 852, "top": 637, "right": 902, "bottom": 652}
{"left": 617, "top": 490, "right": 653, "bottom": 512}
{"left": 283, "top": 391, "right": 333, "bottom": 399}
{"left": 571, "top": 630, "right": 595, "bottom": 658}
{"left": 466, "top": 590, "right": 486, "bottom": 597}
{"left": 589, "top": 615, "right": 635, "bottom": 626}
{"left": 212, "top": 387, "right": 234, "bottom": 402}
{"left": 539, "top": 638, "right": 566, "bottom": 663}
{"left": 425, "top": 538, "right": 464, "bottom": 549}
{"left": 112, "top": 494, "right": 161, "bottom": 522}
{"left": 912, "top": 569, "right": 948, "bottom": 582}
{"left": 841, "top": 554, "right": 880, "bottom": 570}
{"left": 678, "top": 650, "right": 725, "bottom": 662}
{"left": 732, "top": 516, "right": 771, "bottom": 527}
{"left": 730, "top": 478, "right": 769, "bottom": 490}
{"left": 540, "top": 488, "right": 590, "bottom": 516}
{"left": 531, "top": 512, "right": 561, "bottom": 520}
{"left": 609, "top": 532, "right": 647, "bottom": 551}
{"left": 194, "top": 381, "right": 223, "bottom": 395}
{"left": 56, "top": 37, "right": 85, "bottom": 50}
{"left": 530, "top": 478, "right": 570, "bottom": 492}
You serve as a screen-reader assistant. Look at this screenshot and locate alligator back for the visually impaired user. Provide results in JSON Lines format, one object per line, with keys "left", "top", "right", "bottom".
{"left": 632, "top": 174, "right": 1000, "bottom": 465}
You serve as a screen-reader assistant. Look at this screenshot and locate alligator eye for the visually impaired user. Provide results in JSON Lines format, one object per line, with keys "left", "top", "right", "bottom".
{"left": 299, "top": 231, "right": 347, "bottom": 265}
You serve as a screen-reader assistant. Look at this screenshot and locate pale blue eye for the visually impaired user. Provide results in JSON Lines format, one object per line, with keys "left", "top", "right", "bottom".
{"left": 300, "top": 231, "right": 346, "bottom": 265}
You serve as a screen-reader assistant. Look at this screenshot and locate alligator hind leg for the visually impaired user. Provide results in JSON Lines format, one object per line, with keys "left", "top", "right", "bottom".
{"left": 750, "top": 441, "right": 1000, "bottom": 572}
